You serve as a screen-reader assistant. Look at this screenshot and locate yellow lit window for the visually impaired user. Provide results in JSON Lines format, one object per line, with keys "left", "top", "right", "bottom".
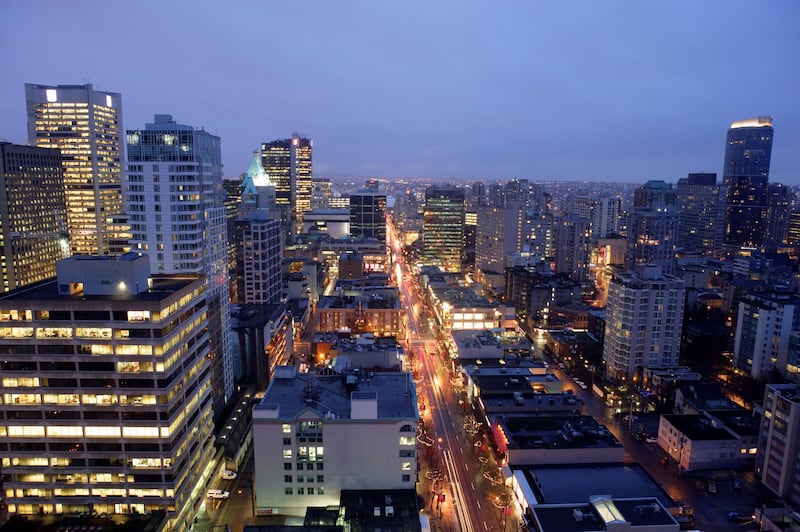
{"left": 43, "top": 394, "right": 79, "bottom": 405}
{"left": 2, "top": 377, "right": 39, "bottom": 387}
{"left": 399, "top": 436, "right": 415, "bottom": 446}
{"left": 7, "top": 426, "right": 45, "bottom": 437}
{"left": 283, "top": 450, "right": 293, "bottom": 459}
{"left": 282, "top": 424, "right": 292, "bottom": 433}
{"left": 46, "top": 426, "right": 83, "bottom": 438}
{"left": 122, "top": 427, "right": 159, "bottom": 438}
{"left": 85, "top": 426, "right": 121, "bottom": 438}
{"left": 5, "top": 393, "right": 40, "bottom": 405}
{"left": 401, "top": 462, "right": 412, "bottom": 471}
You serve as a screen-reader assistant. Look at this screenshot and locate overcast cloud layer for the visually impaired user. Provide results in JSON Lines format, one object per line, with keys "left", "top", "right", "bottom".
{"left": 1, "top": 1, "right": 798, "bottom": 182}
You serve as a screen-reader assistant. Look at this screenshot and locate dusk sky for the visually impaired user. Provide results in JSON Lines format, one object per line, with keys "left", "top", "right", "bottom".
{"left": 2, "top": 1, "right": 798, "bottom": 183}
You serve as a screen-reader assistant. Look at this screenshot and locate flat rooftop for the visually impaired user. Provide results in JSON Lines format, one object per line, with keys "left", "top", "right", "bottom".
{"left": 0, "top": 275, "right": 198, "bottom": 303}
{"left": 519, "top": 464, "right": 676, "bottom": 508}
{"left": 533, "top": 496, "right": 678, "bottom": 532}
{"left": 256, "top": 367, "right": 417, "bottom": 420}
{"left": 498, "top": 415, "right": 621, "bottom": 451}
{"left": 662, "top": 414, "right": 737, "bottom": 441}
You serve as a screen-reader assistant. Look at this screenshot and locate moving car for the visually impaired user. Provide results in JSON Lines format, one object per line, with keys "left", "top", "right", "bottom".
{"left": 219, "top": 469, "right": 237, "bottom": 480}
{"left": 646, "top": 435, "right": 658, "bottom": 444}
{"left": 206, "top": 489, "right": 230, "bottom": 500}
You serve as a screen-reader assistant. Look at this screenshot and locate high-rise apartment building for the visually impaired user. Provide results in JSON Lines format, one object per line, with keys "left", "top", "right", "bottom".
{"left": 628, "top": 181, "right": 678, "bottom": 274}
{"left": 733, "top": 287, "right": 800, "bottom": 379}
{"left": 126, "top": 114, "right": 233, "bottom": 419}
{"left": 755, "top": 384, "right": 800, "bottom": 507}
{"left": 675, "top": 173, "right": 724, "bottom": 257}
{"left": 568, "top": 193, "right": 621, "bottom": 241}
{"left": 422, "top": 186, "right": 465, "bottom": 272}
{"left": 723, "top": 116, "right": 774, "bottom": 251}
{"left": 554, "top": 215, "right": 591, "bottom": 282}
{"left": 261, "top": 135, "right": 312, "bottom": 236}
{"left": 603, "top": 265, "right": 685, "bottom": 380}
{"left": 25, "top": 83, "right": 124, "bottom": 256}
{"left": 349, "top": 190, "right": 387, "bottom": 244}
{"left": 475, "top": 201, "right": 526, "bottom": 274}
{"left": 766, "top": 182, "right": 793, "bottom": 249}
{"left": 252, "top": 366, "right": 418, "bottom": 517}
{"left": 0, "top": 254, "right": 213, "bottom": 531}
{"left": 0, "top": 143, "right": 71, "bottom": 291}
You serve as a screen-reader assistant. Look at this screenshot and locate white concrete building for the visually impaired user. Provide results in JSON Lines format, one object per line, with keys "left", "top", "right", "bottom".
{"left": 252, "top": 367, "right": 418, "bottom": 516}
{"left": 603, "top": 265, "right": 685, "bottom": 380}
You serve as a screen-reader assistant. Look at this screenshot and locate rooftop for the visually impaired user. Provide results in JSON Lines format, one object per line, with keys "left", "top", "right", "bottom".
{"left": 497, "top": 414, "right": 621, "bottom": 451}
{"left": 255, "top": 367, "right": 417, "bottom": 421}
{"left": 661, "top": 414, "right": 737, "bottom": 441}
{"left": 0, "top": 274, "right": 199, "bottom": 303}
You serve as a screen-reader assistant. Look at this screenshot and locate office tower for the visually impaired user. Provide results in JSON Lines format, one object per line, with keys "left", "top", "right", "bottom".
{"left": 252, "top": 367, "right": 418, "bottom": 517}
{"left": 733, "top": 287, "right": 800, "bottom": 379}
{"left": 603, "top": 265, "right": 685, "bottom": 380}
{"left": 766, "top": 182, "right": 793, "bottom": 248}
{"left": 554, "top": 214, "right": 591, "bottom": 282}
{"left": 723, "top": 116, "right": 774, "bottom": 251}
{"left": 349, "top": 190, "right": 387, "bottom": 243}
{"left": 628, "top": 180, "right": 678, "bottom": 274}
{"left": 126, "top": 114, "right": 233, "bottom": 419}
{"left": 0, "top": 142, "right": 70, "bottom": 291}
{"left": 675, "top": 173, "right": 724, "bottom": 256}
{"left": 422, "top": 185, "right": 466, "bottom": 272}
{"left": 261, "top": 134, "right": 313, "bottom": 236}
{"left": 755, "top": 384, "right": 800, "bottom": 507}
{"left": 233, "top": 152, "right": 282, "bottom": 305}
{"left": 504, "top": 178, "right": 530, "bottom": 208}
{"left": 25, "top": 83, "right": 124, "bottom": 256}
{"left": 475, "top": 202, "right": 526, "bottom": 274}
{"left": 223, "top": 176, "right": 244, "bottom": 299}
{"left": 0, "top": 255, "right": 212, "bottom": 531}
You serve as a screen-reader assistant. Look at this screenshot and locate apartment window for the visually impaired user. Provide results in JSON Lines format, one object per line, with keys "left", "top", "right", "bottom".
{"left": 284, "top": 475, "right": 291, "bottom": 483}
{"left": 283, "top": 463, "right": 292, "bottom": 471}
{"left": 283, "top": 437, "right": 291, "bottom": 445}
{"left": 402, "top": 474, "right": 411, "bottom": 482}
{"left": 284, "top": 488, "right": 293, "bottom": 495}
{"left": 296, "top": 463, "right": 303, "bottom": 470}
{"left": 316, "top": 463, "right": 324, "bottom": 470}
{"left": 317, "top": 475, "right": 324, "bottom": 483}
{"left": 307, "top": 487, "right": 314, "bottom": 495}
{"left": 297, "top": 488, "right": 304, "bottom": 495}
{"left": 282, "top": 424, "right": 291, "bottom": 433}
{"left": 283, "top": 450, "right": 292, "bottom": 459}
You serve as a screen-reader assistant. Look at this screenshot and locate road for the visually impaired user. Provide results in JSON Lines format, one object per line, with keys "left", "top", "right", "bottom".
{"left": 389, "top": 222, "right": 516, "bottom": 532}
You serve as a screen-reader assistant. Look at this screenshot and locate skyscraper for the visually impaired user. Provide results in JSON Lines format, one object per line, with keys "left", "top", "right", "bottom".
{"left": 25, "top": 83, "right": 124, "bottom": 256}
{"left": 766, "top": 182, "right": 793, "bottom": 249}
{"left": 554, "top": 214, "right": 591, "bottom": 282}
{"left": 723, "top": 116, "right": 774, "bottom": 251}
{"left": 755, "top": 384, "right": 800, "bottom": 508}
{"left": 126, "top": 114, "right": 234, "bottom": 419}
{"left": 349, "top": 190, "right": 387, "bottom": 243}
{"left": 261, "top": 134, "right": 312, "bottom": 236}
{"left": 0, "top": 142, "right": 71, "bottom": 291}
{"left": 475, "top": 202, "right": 527, "bottom": 274}
{"left": 422, "top": 185, "right": 466, "bottom": 272}
{"left": 675, "top": 173, "right": 724, "bottom": 256}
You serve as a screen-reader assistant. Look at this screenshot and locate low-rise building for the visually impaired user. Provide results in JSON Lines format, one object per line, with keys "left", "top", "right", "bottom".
{"left": 658, "top": 413, "right": 755, "bottom": 471}
{"left": 317, "top": 288, "right": 403, "bottom": 336}
{"left": 531, "top": 496, "right": 679, "bottom": 532}
{"left": 252, "top": 367, "right": 418, "bottom": 517}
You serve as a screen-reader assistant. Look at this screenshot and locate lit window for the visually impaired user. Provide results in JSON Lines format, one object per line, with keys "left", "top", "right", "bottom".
{"left": 283, "top": 450, "right": 293, "bottom": 459}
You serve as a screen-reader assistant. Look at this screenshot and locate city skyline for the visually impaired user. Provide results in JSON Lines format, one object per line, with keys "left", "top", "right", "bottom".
{"left": 1, "top": 1, "right": 799, "bottom": 182}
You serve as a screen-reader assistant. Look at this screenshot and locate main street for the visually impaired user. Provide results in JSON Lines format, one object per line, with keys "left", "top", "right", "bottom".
{"left": 389, "top": 223, "right": 516, "bottom": 532}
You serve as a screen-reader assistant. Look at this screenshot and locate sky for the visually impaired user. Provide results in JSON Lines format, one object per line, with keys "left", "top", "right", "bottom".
{"left": 1, "top": 1, "right": 799, "bottom": 183}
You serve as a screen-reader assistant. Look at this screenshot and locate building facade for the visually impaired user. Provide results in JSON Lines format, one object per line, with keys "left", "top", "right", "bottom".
{"left": 252, "top": 367, "right": 418, "bottom": 517}
{"left": 0, "top": 255, "right": 213, "bottom": 532}
{"left": 126, "top": 114, "right": 233, "bottom": 419}
{"left": 261, "top": 135, "right": 313, "bottom": 236}
{"left": 25, "top": 83, "right": 125, "bottom": 256}
{"left": 755, "top": 384, "right": 800, "bottom": 507}
{"left": 422, "top": 186, "right": 465, "bottom": 272}
{"left": 733, "top": 287, "right": 800, "bottom": 379}
{"left": 0, "top": 142, "right": 71, "bottom": 292}
{"left": 603, "top": 265, "right": 685, "bottom": 380}
{"left": 349, "top": 190, "right": 387, "bottom": 244}
{"left": 723, "top": 116, "right": 774, "bottom": 251}
{"left": 675, "top": 173, "right": 724, "bottom": 257}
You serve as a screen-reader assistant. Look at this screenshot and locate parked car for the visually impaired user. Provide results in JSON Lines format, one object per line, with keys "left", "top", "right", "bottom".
{"left": 206, "top": 489, "right": 230, "bottom": 500}
{"left": 732, "top": 477, "right": 742, "bottom": 490}
{"left": 646, "top": 435, "right": 658, "bottom": 444}
{"left": 219, "top": 469, "right": 237, "bottom": 480}
{"left": 707, "top": 481, "right": 718, "bottom": 494}
{"left": 727, "top": 511, "right": 752, "bottom": 522}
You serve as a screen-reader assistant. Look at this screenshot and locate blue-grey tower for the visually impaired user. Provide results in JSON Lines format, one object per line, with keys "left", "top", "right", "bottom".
{"left": 723, "top": 116, "right": 774, "bottom": 251}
